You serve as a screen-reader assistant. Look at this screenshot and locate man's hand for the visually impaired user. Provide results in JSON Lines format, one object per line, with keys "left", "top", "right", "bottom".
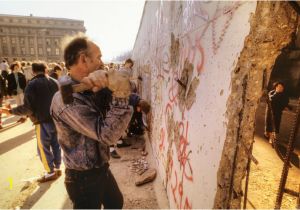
{"left": 81, "top": 70, "right": 108, "bottom": 92}
{"left": 1, "top": 108, "right": 11, "bottom": 116}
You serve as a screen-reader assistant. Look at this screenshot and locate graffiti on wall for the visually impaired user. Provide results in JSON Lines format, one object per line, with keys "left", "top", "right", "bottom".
{"left": 133, "top": 1, "right": 247, "bottom": 208}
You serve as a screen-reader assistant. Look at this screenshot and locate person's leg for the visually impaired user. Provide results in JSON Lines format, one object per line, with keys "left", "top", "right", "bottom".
{"left": 35, "top": 124, "right": 55, "bottom": 174}
{"left": 103, "top": 169, "right": 124, "bottom": 209}
{"left": 49, "top": 123, "right": 61, "bottom": 170}
{"left": 14, "top": 93, "right": 27, "bottom": 123}
{"left": 274, "top": 112, "right": 282, "bottom": 134}
{"left": 264, "top": 107, "right": 272, "bottom": 138}
{"left": 0, "top": 95, "right": 3, "bottom": 129}
{"left": 19, "top": 92, "right": 24, "bottom": 104}
{"left": 13, "top": 94, "right": 21, "bottom": 106}
{"left": 65, "top": 169, "right": 104, "bottom": 209}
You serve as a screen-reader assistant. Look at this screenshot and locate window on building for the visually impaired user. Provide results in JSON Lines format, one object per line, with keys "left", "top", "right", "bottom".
{"left": 20, "top": 38, "right": 25, "bottom": 45}
{"left": 11, "top": 38, "right": 16, "bottom": 44}
{"left": 54, "top": 39, "right": 59, "bottom": 46}
{"left": 2, "top": 47, "right": 8, "bottom": 55}
{"left": 37, "top": 38, "right": 42, "bottom": 44}
{"left": 55, "top": 48, "right": 60, "bottom": 55}
{"left": 21, "top": 47, "right": 26, "bottom": 55}
{"left": 2, "top": 37, "right": 7, "bottom": 43}
{"left": 11, "top": 46, "right": 16, "bottom": 55}
{"left": 0, "top": 28, "right": 3, "bottom": 33}
{"left": 29, "top": 38, "right": 34, "bottom": 45}
{"left": 30, "top": 47, "right": 35, "bottom": 55}
{"left": 38, "top": 47, "right": 43, "bottom": 55}
{"left": 47, "top": 47, "right": 51, "bottom": 55}
{"left": 46, "top": 38, "right": 51, "bottom": 45}
{"left": 11, "top": 28, "right": 17, "bottom": 33}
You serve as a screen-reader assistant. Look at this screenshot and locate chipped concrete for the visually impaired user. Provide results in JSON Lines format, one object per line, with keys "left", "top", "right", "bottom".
{"left": 170, "top": 33, "right": 180, "bottom": 68}
{"left": 213, "top": 2, "right": 298, "bottom": 208}
{"left": 129, "top": 1, "right": 298, "bottom": 208}
{"left": 178, "top": 59, "right": 200, "bottom": 112}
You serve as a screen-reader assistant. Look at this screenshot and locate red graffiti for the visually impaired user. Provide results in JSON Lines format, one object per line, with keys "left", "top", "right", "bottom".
{"left": 159, "top": 128, "right": 165, "bottom": 151}
{"left": 171, "top": 170, "right": 178, "bottom": 205}
{"left": 184, "top": 197, "right": 192, "bottom": 209}
{"left": 168, "top": 77, "right": 178, "bottom": 104}
{"left": 180, "top": 33, "right": 205, "bottom": 77}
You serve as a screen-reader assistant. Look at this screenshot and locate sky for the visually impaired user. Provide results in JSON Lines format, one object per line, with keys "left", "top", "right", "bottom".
{"left": 0, "top": 0, "right": 145, "bottom": 62}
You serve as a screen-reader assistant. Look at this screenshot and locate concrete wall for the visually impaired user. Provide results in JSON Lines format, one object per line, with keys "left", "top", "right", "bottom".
{"left": 132, "top": 1, "right": 257, "bottom": 208}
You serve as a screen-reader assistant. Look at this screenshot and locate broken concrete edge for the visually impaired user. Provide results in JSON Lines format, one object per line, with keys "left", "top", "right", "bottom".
{"left": 143, "top": 131, "right": 170, "bottom": 208}
{"left": 213, "top": 1, "right": 298, "bottom": 209}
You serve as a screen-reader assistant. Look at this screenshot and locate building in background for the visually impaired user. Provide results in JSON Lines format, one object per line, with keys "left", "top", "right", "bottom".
{"left": 0, "top": 14, "right": 85, "bottom": 63}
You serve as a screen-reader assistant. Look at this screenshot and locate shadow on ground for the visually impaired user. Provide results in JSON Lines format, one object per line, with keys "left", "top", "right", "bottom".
{"left": 0, "top": 129, "right": 35, "bottom": 155}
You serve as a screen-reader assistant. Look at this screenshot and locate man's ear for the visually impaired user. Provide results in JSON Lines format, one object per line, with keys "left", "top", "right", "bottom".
{"left": 79, "top": 53, "right": 87, "bottom": 65}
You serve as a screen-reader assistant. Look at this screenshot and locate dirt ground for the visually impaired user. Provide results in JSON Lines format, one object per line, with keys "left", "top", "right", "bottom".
{"left": 244, "top": 102, "right": 300, "bottom": 209}
{"left": 0, "top": 101, "right": 168, "bottom": 209}
{"left": 245, "top": 135, "right": 300, "bottom": 209}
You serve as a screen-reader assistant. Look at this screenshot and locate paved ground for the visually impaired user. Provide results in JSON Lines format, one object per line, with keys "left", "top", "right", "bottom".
{"left": 0, "top": 100, "right": 169, "bottom": 209}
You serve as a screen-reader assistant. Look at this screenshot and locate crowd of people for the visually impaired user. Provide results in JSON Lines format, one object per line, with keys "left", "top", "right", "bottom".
{"left": 0, "top": 34, "right": 150, "bottom": 209}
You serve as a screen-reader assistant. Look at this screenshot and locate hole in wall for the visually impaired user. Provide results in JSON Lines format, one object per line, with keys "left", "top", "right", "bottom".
{"left": 242, "top": 22, "right": 300, "bottom": 209}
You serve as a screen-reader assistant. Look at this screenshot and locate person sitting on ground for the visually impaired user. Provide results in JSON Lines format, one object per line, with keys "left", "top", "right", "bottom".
{"left": 2, "top": 62, "right": 62, "bottom": 182}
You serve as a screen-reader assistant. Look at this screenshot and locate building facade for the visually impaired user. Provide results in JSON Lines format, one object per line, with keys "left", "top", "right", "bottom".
{"left": 0, "top": 14, "right": 86, "bottom": 63}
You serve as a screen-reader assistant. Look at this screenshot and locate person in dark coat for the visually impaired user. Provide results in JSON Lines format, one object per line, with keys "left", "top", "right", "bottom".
{"left": 264, "top": 81, "right": 290, "bottom": 141}
{"left": 2, "top": 62, "right": 61, "bottom": 182}
{"left": 0, "top": 74, "right": 5, "bottom": 129}
{"left": 7, "top": 62, "right": 27, "bottom": 123}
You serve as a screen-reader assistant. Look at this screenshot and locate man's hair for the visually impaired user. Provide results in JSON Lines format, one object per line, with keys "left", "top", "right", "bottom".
{"left": 32, "top": 62, "right": 47, "bottom": 73}
{"left": 10, "top": 61, "right": 20, "bottom": 71}
{"left": 53, "top": 64, "right": 63, "bottom": 72}
{"left": 273, "top": 81, "right": 285, "bottom": 89}
{"left": 63, "top": 36, "right": 91, "bottom": 69}
{"left": 138, "top": 99, "right": 151, "bottom": 114}
{"left": 125, "top": 58, "right": 134, "bottom": 66}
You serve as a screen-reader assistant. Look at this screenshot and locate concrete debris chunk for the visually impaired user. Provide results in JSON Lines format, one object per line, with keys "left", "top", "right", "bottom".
{"left": 135, "top": 168, "right": 157, "bottom": 186}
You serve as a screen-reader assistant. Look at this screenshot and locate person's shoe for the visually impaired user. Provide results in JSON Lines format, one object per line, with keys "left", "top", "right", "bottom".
{"left": 110, "top": 150, "right": 121, "bottom": 159}
{"left": 37, "top": 172, "right": 58, "bottom": 183}
{"left": 117, "top": 141, "right": 132, "bottom": 148}
{"left": 17, "top": 117, "right": 27, "bottom": 123}
{"left": 54, "top": 169, "right": 62, "bottom": 176}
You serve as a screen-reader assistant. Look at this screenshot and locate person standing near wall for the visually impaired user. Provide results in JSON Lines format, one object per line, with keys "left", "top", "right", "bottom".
{"left": 264, "top": 81, "right": 290, "bottom": 143}
{"left": 2, "top": 62, "right": 62, "bottom": 182}
{"left": 50, "top": 35, "right": 133, "bottom": 209}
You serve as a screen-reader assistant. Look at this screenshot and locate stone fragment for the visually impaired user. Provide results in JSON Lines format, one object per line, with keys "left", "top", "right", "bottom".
{"left": 135, "top": 168, "right": 157, "bottom": 186}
